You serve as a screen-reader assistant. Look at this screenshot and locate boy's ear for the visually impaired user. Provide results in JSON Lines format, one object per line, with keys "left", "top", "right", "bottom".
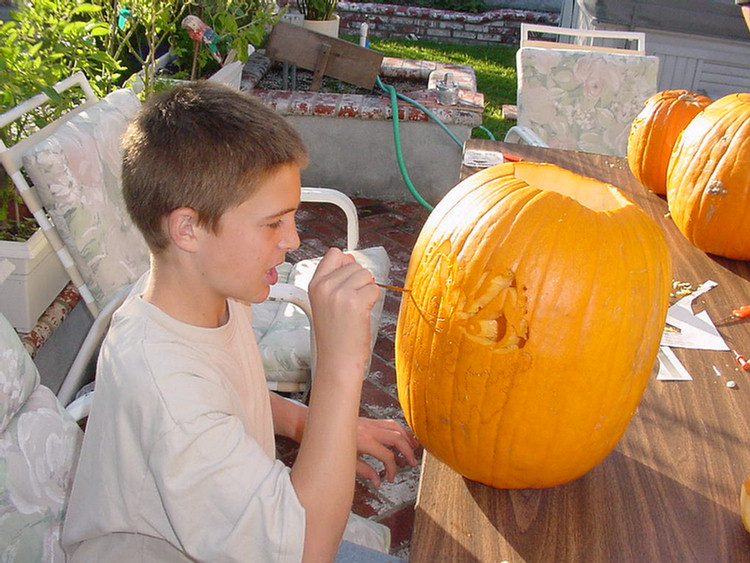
{"left": 166, "top": 207, "right": 201, "bottom": 252}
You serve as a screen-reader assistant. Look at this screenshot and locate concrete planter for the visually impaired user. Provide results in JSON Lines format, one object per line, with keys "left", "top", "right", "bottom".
{"left": 302, "top": 14, "right": 340, "bottom": 38}
{"left": 0, "top": 229, "right": 69, "bottom": 333}
{"left": 247, "top": 53, "right": 484, "bottom": 205}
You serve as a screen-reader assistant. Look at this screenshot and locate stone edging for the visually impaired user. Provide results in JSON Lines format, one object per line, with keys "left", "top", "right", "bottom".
{"left": 244, "top": 52, "right": 485, "bottom": 126}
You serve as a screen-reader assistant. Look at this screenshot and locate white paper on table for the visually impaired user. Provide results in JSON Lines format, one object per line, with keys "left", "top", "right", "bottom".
{"left": 656, "top": 346, "right": 693, "bottom": 381}
{"left": 660, "top": 280, "right": 729, "bottom": 351}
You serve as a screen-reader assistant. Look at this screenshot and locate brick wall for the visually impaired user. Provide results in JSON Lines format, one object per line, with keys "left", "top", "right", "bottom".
{"left": 337, "top": 2, "right": 559, "bottom": 46}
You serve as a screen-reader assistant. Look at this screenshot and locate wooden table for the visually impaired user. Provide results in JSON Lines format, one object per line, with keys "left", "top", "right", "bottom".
{"left": 410, "top": 140, "right": 750, "bottom": 563}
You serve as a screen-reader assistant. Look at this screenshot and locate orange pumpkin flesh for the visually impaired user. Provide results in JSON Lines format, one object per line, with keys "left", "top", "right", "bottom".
{"left": 666, "top": 93, "right": 750, "bottom": 260}
{"left": 627, "top": 90, "right": 712, "bottom": 195}
{"left": 741, "top": 477, "right": 750, "bottom": 533}
{"left": 396, "top": 162, "right": 672, "bottom": 489}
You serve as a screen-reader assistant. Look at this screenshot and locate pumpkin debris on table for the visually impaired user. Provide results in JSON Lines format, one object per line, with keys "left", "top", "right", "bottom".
{"left": 395, "top": 162, "right": 672, "bottom": 489}
{"left": 627, "top": 89, "right": 712, "bottom": 195}
{"left": 666, "top": 92, "right": 750, "bottom": 260}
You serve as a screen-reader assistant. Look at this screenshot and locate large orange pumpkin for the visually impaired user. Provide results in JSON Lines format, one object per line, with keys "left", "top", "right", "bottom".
{"left": 666, "top": 93, "right": 750, "bottom": 260}
{"left": 627, "top": 90, "right": 712, "bottom": 195}
{"left": 395, "top": 162, "right": 672, "bottom": 489}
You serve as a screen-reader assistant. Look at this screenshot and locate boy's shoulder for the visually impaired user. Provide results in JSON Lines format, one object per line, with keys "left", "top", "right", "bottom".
{"left": 100, "top": 288, "right": 258, "bottom": 407}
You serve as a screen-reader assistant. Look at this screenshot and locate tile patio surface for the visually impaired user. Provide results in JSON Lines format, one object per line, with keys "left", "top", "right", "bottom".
{"left": 275, "top": 196, "right": 432, "bottom": 559}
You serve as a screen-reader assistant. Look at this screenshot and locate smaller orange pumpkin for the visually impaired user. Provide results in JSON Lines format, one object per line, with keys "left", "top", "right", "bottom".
{"left": 627, "top": 90, "right": 712, "bottom": 195}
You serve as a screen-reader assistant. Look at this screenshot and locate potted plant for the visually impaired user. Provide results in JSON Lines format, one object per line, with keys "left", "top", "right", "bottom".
{"left": 296, "top": 0, "right": 339, "bottom": 38}
{"left": 0, "top": 172, "right": 70, "bottom": 333}
{"left": 115, "top": 0, "right": 280, "bottom": 97}
{"left": 0, "top": 0, "right": 121, "bottom": 332}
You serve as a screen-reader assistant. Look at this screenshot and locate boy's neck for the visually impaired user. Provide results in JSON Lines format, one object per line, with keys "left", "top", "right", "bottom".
{"left": 143, "top": 256, "right": 230, "bottom": 328}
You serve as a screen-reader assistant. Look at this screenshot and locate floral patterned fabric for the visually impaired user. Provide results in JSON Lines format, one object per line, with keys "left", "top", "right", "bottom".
{"left": 22, "top": 89, "right": 149, "bottom": 309}
{"left": 252, "top": 247, "right": 391, "bottom": 383}
{"left": 0, "top": 313, "right": 83, "bottom": 563}
{"left": 516, "top": 47, "right": 659, "bottom": 157}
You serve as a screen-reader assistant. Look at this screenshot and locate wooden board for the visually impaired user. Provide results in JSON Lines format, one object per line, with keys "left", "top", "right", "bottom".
{"left": 265, "top": 22, "right": 383, "bottom": 90}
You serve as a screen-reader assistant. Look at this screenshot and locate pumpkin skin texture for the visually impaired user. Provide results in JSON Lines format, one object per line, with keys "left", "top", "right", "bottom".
{"left": 627, "top": 90, "right": 712, "bottom": 195}
{"left": 666, "top": 93, "right": 750, "bottom": 260}
{"left": 395, "top": 162, "right": 672, "bottom": 489}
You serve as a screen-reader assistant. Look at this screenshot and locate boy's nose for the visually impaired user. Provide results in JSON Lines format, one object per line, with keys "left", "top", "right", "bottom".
{"left": 283, "top": 221, "right": 301, "bottom": 252}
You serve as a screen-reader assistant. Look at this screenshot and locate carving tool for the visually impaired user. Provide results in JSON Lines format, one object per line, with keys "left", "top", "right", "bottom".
{"left": 717, "top": 305, "right": 750, "bottom": 325}
{"left": 734, "top": 349, "right": 750, "bottom": 371}
{"left": 375, "top": 283, "right": 441, "bottom": 328}
{"left": 376, "top": 283, "right": 410, "bottom": 293}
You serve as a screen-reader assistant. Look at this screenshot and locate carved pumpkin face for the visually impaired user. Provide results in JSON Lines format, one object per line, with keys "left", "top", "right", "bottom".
{"left": 666, "top": 93, "right": 750, "bottom": 260}
{"left": 396, "top": 162, "right": 671, "bottom": 489}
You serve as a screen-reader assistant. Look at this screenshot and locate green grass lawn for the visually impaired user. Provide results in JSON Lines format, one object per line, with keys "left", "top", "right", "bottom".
{"left": 364, "top": 37, "right": 519, "bottom": 141}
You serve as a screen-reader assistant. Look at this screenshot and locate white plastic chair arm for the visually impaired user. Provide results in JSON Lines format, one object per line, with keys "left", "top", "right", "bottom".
{"left": 300, "top": 187, "right": 359, "bottom": 251}
{"left": 57, "top": 285, "right": 131, "bottom": 407}
{"left": 65, "top": 390, "right": 93, "bottom": 422}
{"left": 267, "top": 282, "right": 316, "bottom": 383}
{"left": 504, "top": 125, "right": 549, "bottom": 148}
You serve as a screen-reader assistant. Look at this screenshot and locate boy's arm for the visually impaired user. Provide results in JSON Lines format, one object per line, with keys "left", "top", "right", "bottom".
{"left": 287, "top": 248, "right": 379, "bottom": 563}
{"left": 270, "top": 392, "right": 306, "bottom": 443}
{"left": 270, "top": 393, "right": 418, "bottom": 488}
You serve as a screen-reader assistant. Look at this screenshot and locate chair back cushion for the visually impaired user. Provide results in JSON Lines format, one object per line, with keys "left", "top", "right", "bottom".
{"left": 516, "top": 47, "right": 659, "bottom": 157}
{"left": 0, "top": 313, "right": 40, "bottom": 434}
{"left": 0, "top": 313, "right": 83, "bottom": 562}
{"left": 23, "top": 88, "right": 149, "bottom": 308}
{"left": 252, "top": 246, "right": 391, "bottom": 382}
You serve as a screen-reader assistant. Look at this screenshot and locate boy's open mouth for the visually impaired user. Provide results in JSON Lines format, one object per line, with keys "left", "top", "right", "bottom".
{"left": 266, "top": 266, "right": 279, "bottom": 285}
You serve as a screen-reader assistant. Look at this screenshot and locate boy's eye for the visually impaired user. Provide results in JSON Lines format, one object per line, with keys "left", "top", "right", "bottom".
{"left": 267, "top": 219, "right": 283, "bottom": 229}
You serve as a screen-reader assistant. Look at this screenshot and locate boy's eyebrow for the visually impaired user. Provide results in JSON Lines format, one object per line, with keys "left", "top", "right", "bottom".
{"left": 264, "top": 207, "right": 297, "bottom": 220}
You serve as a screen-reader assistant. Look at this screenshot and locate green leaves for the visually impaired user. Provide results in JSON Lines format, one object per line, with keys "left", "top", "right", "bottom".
{"left": 0, "top": 0, "right": 122, "bottom": 232}
{"left": 297, "top": 0, "right": 337, "bottom": 21}
{"left": 169, "top": 0, "right": 280, "bottom": 78}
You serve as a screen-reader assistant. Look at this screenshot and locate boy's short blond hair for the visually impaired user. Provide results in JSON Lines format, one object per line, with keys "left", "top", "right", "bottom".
{"left": 122, "top": 82, "right": 308, "bottom": 252}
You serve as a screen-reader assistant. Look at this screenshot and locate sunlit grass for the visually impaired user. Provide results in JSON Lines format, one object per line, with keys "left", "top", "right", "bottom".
{"left": 364, "top": 37, "right": 518, "bottom": 141}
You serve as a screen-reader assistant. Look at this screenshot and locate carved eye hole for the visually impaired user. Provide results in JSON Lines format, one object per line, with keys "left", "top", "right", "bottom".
{"left": 459, "top": 269, "right": 528, "bottom": 349}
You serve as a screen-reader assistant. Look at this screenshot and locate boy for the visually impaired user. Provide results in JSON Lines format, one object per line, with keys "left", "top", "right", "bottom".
{"left": 62, "top": 82, "right": 418, "bottom": 563}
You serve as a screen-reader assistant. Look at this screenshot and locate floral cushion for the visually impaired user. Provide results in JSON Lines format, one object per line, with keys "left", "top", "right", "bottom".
{"left": 0, "top": 314, "right": 39, "bottom": 434}
{"left": 516, "top": 47, "right": 659, "bottom": 157}
{"left": 0, "top": 313, "right": 83, "bottom": 563}
{"left": 23, "top": 89, "right": 149, "bottom": 309}
{"left": 252, "top": 247, "right": 391, "bottom": 383}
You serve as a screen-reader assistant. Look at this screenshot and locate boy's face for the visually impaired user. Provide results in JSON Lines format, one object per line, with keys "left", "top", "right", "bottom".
{"left": 194, "top": 163, "right": 302, "bottom": 304}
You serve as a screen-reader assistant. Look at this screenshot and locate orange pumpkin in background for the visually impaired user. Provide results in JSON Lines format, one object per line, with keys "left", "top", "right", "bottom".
{"left": 666, "top": 93, "right": 750, "bottom": 260}
{"left": 395, "top": 162, "right": 672, "bottom": 489}
{"left": 627, "top": 90, "right": 712, "bottom": 195}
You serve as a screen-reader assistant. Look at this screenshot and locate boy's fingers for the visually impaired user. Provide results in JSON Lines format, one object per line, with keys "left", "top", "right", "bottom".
{"left": 356, "top": 459, "right": 381, "bottom": 488}
{"left": 314, "top": 247, "right": 354, "bottom": 277}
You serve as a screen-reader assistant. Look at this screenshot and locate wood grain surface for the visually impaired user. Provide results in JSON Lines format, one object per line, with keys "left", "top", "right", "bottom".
{"left": 410, "top": 140, "right": 750, "bottom": 563}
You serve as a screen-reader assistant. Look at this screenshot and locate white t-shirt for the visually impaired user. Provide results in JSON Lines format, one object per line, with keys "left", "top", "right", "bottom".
{"left": 62, "top": 275, "right": 306, "bottom": 563}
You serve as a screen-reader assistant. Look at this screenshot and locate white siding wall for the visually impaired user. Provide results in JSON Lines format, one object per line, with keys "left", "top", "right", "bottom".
{"left": 560, "top": 0, "right": 750, "bottom": 99}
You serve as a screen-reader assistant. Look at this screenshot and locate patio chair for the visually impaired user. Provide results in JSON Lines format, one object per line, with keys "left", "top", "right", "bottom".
{"left": 504, "top": 23, "right": 659, "bottom": 157}
{"left": 0, "top": 258, "right": 85, "bottom": 562}
{"left": 0, "top": 72, "right": 390, "bottom": 406}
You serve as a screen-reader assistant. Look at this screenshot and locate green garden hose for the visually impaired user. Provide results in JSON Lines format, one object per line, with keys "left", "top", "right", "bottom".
{"left": 375, "top": 76, "right": 495, "bottom": 212}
